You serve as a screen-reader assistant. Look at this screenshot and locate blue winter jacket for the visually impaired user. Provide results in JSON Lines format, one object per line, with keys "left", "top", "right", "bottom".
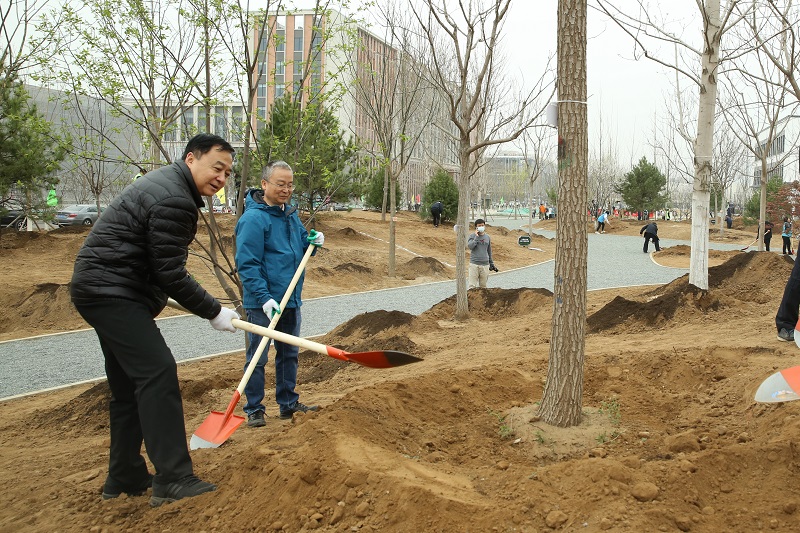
{"left": 235, "top": 189, "right": 311, "bottom": 310}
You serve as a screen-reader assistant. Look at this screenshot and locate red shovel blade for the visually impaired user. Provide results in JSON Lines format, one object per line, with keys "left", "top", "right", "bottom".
{"left": 189, "top": 391, "right": 246, "bottom": 450}
{"left": 334, "top": 349, "right": 423, "bottom": 369}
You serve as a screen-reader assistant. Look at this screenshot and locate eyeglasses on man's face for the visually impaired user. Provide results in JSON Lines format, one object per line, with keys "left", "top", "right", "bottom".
{"left": 265, "top": 180, "right": 294, "bottom": 191}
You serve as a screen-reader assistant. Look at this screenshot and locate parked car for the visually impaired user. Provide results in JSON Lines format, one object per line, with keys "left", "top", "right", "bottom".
{"left": 55, "top": 204, "right": 105, "bottom": 226}
{"left": 1, "top": 205, "right": 26, "bottom": 230}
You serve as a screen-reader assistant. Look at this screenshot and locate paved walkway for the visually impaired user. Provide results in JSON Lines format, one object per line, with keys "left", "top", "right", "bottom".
{"left": 0, "top": 219, "right": 744, "bottom": 399}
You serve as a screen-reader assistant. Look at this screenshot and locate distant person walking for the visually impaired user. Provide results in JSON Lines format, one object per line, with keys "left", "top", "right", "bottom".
{"left": 782, "top": 216, "right": 793, "bottom": 255}
{"left": 640, "top": 221, "right": 660, "bottom": 253}
{"left": 430, "top": 201, "right": 443, "bottom": 228}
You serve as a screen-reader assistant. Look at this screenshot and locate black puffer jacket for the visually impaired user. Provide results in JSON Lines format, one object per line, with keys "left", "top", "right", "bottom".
{"left": 70, "top": 161, "right": 221, "bottom": 319}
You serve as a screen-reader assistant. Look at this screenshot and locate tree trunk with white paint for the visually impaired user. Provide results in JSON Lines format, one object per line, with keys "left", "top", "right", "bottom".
{"left": 689, "top": 0, "right": 721, "bottom": 290}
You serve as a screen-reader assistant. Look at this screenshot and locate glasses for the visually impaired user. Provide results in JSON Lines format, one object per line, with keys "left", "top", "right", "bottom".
{"left": 265, "top": 181, "right": 294, "bottom": 191}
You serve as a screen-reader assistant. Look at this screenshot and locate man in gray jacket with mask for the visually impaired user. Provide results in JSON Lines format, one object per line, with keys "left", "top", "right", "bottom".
{"left": 467, "top": 218, "right": 497, "bottom": 288}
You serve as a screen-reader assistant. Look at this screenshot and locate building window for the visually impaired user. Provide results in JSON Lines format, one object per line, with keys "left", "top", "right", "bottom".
{"left": 194, "top": 107, "right": 205, "bottom": 130}
{"left": 232, "top": 106, "right": 244, "bottom": 142}
{"left": 214, "top": 106, "right": 227, "bottom": 139}
{"left": 181, "top": 108, "right": 194, "bottom": 140}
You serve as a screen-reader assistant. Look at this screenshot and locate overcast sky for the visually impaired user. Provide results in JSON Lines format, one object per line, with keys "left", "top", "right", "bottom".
{"left": 281, "top": 0, "right": 702, "bottom": 168}
{"left": 503, "top": 1, "right": 700, "bottom": 167}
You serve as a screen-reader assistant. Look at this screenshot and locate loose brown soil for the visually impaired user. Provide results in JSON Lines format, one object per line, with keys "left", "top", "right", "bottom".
{"left": 2, "top": 211, "right": 799, "bottom": 533}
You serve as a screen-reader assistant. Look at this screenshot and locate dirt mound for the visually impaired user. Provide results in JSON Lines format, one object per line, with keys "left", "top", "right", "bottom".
{"left": 334, "top": 262, "right": 373, "bottom": 275}
{"left": 656, "top": 244, "right": 741, "bottom": 264}
{"left": 337, "top": 227, "right": 369, "bottom": 239}
{"left": 32, "top": 381, "right": 110, "bottom": 431}
{"left": 330, "top": 310, "right": 416, "bottom": 338}
{"left": 423, "top": 287, "right": 553, "bottom": 321}
{"left": 0, "top": 228, "right": 50, "bottom": 250}
{"left": 589, "top": 252, "right": 791, "bottom": 333}
{"left": 396, "top": 256, "right": 449, "bottom": 279}
{"left": 0, "top": 282, "right": 78, "bottom": 335}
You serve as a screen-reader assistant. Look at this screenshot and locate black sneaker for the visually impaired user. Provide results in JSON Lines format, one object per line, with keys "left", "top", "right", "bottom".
{"left": 101, "top": 473, "right": 153, "bottom": 500}
{"left": 279, "top": 402, "right": 319, "bottom": 420}
{"left": 247, "top": 410, "right": 266, "bottom": 427}
{"left": 777, "top": 328, "right": 795, "bottom": 342}
{"left": 150, "top": 475, "right": 216, "bottom": 507}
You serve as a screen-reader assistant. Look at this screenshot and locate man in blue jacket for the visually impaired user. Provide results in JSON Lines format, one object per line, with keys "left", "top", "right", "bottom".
{"left": 235, "top": 160, "right": 324, "bottom": 427}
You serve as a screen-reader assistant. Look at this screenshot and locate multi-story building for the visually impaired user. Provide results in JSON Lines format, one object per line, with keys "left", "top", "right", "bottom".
{"left": 752, "top": 115, "right": 800, "bottom": 187}
{"left": 483, "top": 150, "right": 536, "bottom": 206}
{"left": 158, "top": 103, "right": 249, "bottom": 163}
{"left": 251, "top": 9, "right": 458, "bottom": 206}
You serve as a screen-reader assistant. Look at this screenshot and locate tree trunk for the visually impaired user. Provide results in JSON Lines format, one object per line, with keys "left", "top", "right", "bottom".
{"left": 758, "top": 158, "right": 768, "bottom": 252}
{"left": 454, "top": 149, "right": 471, "bottom": 320}
{"left": 689, "top": 0, "right": 720, "bottom": 290}
{"left": 538, "top": 0, "right": 588, "bottom": 427}
{"left": 388, "top": 165, "right": 397, "bottom": 277}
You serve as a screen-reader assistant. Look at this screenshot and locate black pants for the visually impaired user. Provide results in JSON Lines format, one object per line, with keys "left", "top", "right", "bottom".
{"left": 432, "top": 211, "right": 441, "bottom": 227}
{"left": 776, "top": 255, "right": 800, "bottom": 332}
{"left": 764, "top": 234, "right": 771, "bottom": 252}
{"left": 75, "top": 300, "right": 194, "bottom": 487}
{"left": 643, "top": 233, "right": 660, "bottom": 252}
{"left": 783, "top": 236, "right": 792, "bottom": 254}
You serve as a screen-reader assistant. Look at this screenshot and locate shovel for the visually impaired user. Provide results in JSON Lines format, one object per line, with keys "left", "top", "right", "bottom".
{"left": 755, "top": 365, "right": 800, "bottom": 403}
{"left": 185, "top": 243, "right": 315, "bottom": 450}
{"left": 231, "top": 318, "right": 423, "bottom": 368}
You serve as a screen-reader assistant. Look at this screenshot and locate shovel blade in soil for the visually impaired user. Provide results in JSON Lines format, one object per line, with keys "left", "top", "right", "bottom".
{"left": 189, "top": 411, "right": 246, "bottom": 450}
{"left": 755, "top": 366, "right": 800, "bottom": 403}
{"left": 345, "top": 349, "right": 423, "bottom": 368}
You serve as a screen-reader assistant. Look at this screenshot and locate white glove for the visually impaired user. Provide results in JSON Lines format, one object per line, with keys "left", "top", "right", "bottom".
{"left": 209, "top": 307, "right": 239, "bottom": 333}
{"left": 262, "top": 298, "right": 281, "bottom": 319}
{"left": 307, "top": 229, "right": 324, "bottom": 247}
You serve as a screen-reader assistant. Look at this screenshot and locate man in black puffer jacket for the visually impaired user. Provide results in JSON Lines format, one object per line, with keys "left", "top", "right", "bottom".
{"left": 71, "top": 134, "right": 240, "bottom": 507}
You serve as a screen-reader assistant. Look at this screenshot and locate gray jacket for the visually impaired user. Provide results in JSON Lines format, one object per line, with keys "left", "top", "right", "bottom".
{"left": 467, "top": 232, "right": 494, "bottom": 266}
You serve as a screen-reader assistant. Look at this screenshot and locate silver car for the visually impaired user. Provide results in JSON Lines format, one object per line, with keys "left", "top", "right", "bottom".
{"left": 55, "top": 204, "right": 105, "bottom": 226}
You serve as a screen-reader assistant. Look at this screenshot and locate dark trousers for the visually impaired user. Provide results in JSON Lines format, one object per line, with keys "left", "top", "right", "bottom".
{"left": 776, "top": 256, "right": 800, "bottom": 332}
{"left": 764, "top": 234, "right": 771, "bottom": 252}
{"left": 783, "top": 236, "right": 792, "bottom": 254}
{"left": 75, "top": 300, "right": 193, "bottom": 487}
{"left": 432, "top": 211, "right": 441, "bottom": 227}
{"left": 643, "top": 233, "right": 660, "bottom": 252}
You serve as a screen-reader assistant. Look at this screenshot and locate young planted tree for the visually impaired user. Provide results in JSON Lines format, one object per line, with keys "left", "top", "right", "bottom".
{"left": 39, "top": 87, "right": 139, "bottom": 206}
{"left": 616, "top": 157, "right": 668, "bottom": 214}
{"left": 410, "top": 0, "right": 554, "bottom": 319}
{"left": 349, "top": 0, "right": 436, "bottom": 277}
{"left": 258, "top": 93, "right": 359, "bottom": 220}
{"left": 724, "top": 2, "right": 800, "bottom": 249}
{"left": 0, "top": 75, "right": 67, "bottom": 231}
{"left": 745, "top": 1, "right": 800, "bottom": 103}
{"left": 1, "top": 0, "right": 67, "bottom": 80}
{"left": 596, "top": 0, "right": 750, "bottom": 289}
{"left": 421, "top": 168, "right": 459, "bottom": 223}
{"left": 39, "top": 0, "right": 215, "bottom": 168}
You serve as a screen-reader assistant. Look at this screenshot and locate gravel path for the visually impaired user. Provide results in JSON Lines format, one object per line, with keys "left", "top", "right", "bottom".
{"left": 0, "top": 220, "right": 746, "bottom": 400}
